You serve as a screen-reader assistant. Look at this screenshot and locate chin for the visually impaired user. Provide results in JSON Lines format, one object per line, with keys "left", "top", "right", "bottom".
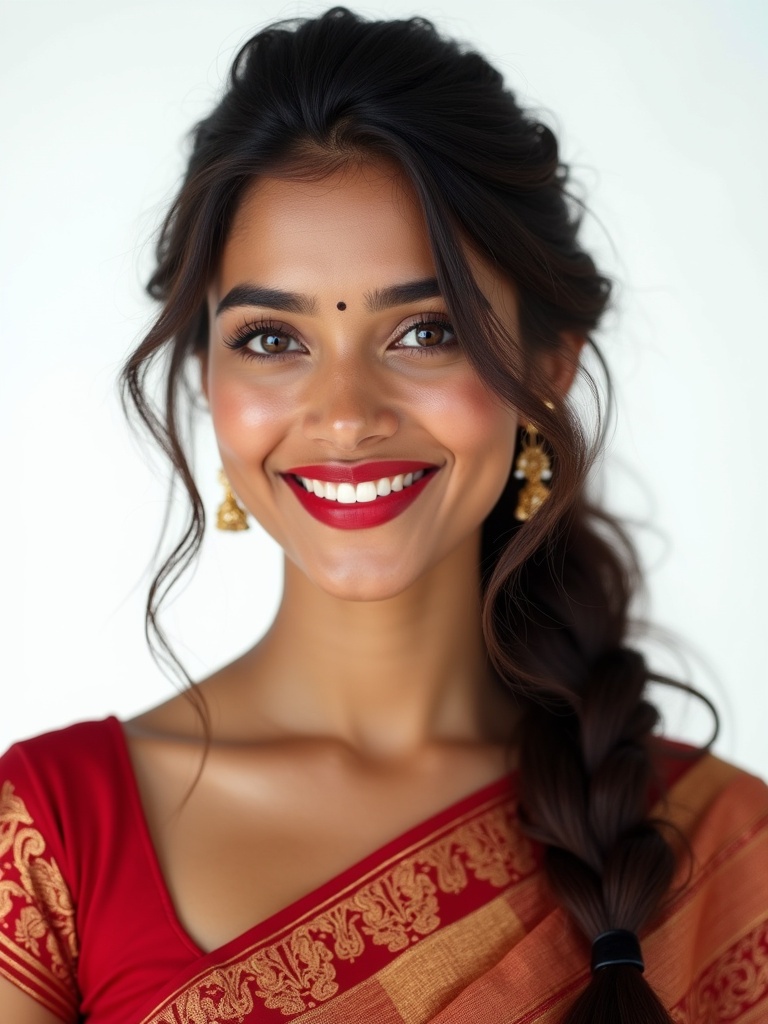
{"left": 296, "top": 553, "right": 426, "bottom": 603}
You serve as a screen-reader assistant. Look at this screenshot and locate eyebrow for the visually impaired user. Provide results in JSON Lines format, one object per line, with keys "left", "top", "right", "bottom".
{"left": 216, "top": 285, "right": 315, "bottom": 317}
{"left": 215, "top": 278, "right": 441, "bottom": 317}
{"left": 365, "top": 278, "right": 442, "bottom": 312}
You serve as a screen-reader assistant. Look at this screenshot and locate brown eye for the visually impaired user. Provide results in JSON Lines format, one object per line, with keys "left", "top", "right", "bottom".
{"left": 396, "top": 320, "right": 456, "bottom": 349}
{"left": 415, "top": 326, "right": 444, "bottom": 346}
{"left": 254, "top": 331, "right": 294, "bottom": 354}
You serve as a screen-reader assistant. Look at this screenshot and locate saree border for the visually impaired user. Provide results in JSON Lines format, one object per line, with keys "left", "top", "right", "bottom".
{"left": 139, "top": 779, "right": 534, "bottom": 1023}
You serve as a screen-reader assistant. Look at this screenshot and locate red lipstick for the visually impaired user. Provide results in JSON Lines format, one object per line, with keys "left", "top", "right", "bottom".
{"left": 282, "top": 461, "right": 438, "bottom": 530}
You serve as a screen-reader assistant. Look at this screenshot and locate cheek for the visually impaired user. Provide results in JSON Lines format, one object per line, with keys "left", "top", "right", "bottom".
{"left": 429, "top": 371, "right": 517, "bottom": 465}
{"left": 419, "top": 369, "right": 518, "bottom": 531}
{"left": 207, "top": 374, "right": 289, "bottom": 463}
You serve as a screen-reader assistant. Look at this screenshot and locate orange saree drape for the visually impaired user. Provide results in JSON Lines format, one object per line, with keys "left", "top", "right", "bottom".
{"left": 1, "top": 718, "right": 766, "bottom": 1023}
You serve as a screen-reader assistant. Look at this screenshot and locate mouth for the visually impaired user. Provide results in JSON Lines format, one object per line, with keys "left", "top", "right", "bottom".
{"left": 281, "top": 461, "right": 439, "bottom": 529}
{"left": 288, "top": 467, "right": 434, "bottom": 503}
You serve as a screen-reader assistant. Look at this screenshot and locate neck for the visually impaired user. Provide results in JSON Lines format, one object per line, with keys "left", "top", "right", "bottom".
{"left": 233, "top": 532, "right": 513, "bottom": 759}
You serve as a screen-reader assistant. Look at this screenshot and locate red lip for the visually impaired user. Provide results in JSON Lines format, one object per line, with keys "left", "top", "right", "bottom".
{"left": 283, "top": 467, "right": 438, "bottom": 530}
{"left": 285, "top": 461, "right": 436, "bottom": 484}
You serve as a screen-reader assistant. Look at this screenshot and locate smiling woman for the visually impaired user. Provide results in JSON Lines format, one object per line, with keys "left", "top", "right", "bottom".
{"left": 1, "top": 7, "right": 767, "bottom": 1024}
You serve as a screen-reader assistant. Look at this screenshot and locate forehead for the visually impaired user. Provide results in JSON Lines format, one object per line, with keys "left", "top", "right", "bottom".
{"left": 214, "top": 158, "right": 518, "bottom": 324}
{"left": 218, "top": 160, "right": 435, "bottom": 293}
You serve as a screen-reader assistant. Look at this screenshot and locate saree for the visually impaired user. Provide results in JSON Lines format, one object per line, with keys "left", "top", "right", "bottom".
{"left": 0, "top": 717, "right": 766, "bottom": 1023}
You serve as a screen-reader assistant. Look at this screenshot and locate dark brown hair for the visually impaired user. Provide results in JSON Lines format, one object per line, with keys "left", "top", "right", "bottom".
{"left": 120, "top": 8, "right": 709, "bottom": 1020}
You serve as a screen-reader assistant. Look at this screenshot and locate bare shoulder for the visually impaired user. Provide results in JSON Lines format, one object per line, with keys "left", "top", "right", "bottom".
{"left": 122, "top": 661, "right": 273, "bottom": 822}
{"left": 125, "top": 657, "right": 256, "bottom": 740}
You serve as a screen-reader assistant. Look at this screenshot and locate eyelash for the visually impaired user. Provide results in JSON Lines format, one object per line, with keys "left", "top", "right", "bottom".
{"left": 222, "top": 319, "right": 300, "bottom": 362}
{"left": 222, "top": 316, "right": 458, "bottom": 363}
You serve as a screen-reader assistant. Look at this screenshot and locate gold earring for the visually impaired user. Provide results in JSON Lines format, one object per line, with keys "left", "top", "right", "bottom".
{"left": 216, "top": 469, "right": 250, "bottom": 531}
{"left": 513, "top": 401, "right": 554, "bottom": 522}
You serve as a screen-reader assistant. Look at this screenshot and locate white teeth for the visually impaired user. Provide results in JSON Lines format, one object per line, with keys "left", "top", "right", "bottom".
{"left": 336, "top": 482, "right": 357, "bottom": 504}
{"left": 356, "top": 481, "right": 377, "bottom": 503}
{"left": 296, "top": 469, "right": 430, "bottom": 503}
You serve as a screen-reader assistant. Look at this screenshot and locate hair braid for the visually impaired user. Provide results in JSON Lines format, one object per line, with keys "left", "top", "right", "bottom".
{"left": 486, "top": 509, "right": 680, "bottom": 1020}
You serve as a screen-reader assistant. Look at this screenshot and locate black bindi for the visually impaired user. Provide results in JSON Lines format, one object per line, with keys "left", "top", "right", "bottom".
{"left": 336, "top": 301, "right": 347, "bottom": 310}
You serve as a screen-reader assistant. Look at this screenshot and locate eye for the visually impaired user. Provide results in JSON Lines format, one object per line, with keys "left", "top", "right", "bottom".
{"left": 223, "top": 321, "right": 305, "bottom": 360}
{"left": 394, "top": 319, "right": 457, "bottom": 351}
{"left": 248, "top": 330, "right": 302, "bottom": 356}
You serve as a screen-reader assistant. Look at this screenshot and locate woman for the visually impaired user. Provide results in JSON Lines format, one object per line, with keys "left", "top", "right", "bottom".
{"left": 1, "top": 7, "right": 766, "bottom": 1023}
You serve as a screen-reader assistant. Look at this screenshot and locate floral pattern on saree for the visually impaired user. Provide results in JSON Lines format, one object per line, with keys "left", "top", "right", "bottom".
{"left": 671, "top": 917, "right": 768, "bottom": 1023}
{"left": 0, "top": 781, "right": 79, "bottom": 1020}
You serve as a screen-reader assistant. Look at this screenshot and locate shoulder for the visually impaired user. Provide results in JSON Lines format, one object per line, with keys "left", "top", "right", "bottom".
{"left": 652, "top": 741, "right": 768, "bottom": 861}
{"left": 0, "top": 717, "right": 128, "bottom": 878}
{"left": 653, "top": 736, "right": 766, "bottom": 798}
{"left": 645, "top": 749, "right": 768, "bottom": 1017}
{"left": 2, "top": 716, "right": 121, "bottom": 764}
{"left": 0, "top": 720, "right": 122, "bottom": 1022}
{"left": 1, "top": 717, "right": 124, "bottom": 799}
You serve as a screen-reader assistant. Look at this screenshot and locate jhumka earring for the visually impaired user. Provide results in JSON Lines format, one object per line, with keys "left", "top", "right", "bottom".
{"left": 513, "top": 401, "right": 554, "bottom": 522}
{"left": 216, "top": 468, "right": 250, "bottom": 531}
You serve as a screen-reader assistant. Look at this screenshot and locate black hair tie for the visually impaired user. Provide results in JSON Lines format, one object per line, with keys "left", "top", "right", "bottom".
{"left": 591, "top": 930, "right": 644, "bottom": 972}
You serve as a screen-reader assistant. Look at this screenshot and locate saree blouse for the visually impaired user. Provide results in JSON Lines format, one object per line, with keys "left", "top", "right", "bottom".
{"left": 0, "top": 717, "right": 767, "bottom": 1023}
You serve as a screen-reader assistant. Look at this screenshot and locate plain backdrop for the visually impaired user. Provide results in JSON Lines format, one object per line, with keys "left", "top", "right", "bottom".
{"left": 1, "top": 0, "right": 766, "bottom": 777}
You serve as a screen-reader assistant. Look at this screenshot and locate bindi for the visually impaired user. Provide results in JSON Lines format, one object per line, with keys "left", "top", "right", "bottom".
{"left": 336, "top": 301, "right": 347, "bottom": 310}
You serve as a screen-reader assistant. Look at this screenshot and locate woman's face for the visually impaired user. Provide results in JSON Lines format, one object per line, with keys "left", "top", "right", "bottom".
{"left": 204, "top": 159, "right": 520, "bottom": 600}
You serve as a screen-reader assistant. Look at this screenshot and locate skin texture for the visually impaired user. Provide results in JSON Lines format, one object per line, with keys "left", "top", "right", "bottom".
{"left": 0, "top": 985, "right": 62, "bottom": 1024}
{"left": 112, "top": 162, "right": 578, "bottom": 962}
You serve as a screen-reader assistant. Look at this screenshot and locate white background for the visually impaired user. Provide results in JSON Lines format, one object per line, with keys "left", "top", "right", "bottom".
{"left": 1, "top": 0, "right": 766, "bottom": 777}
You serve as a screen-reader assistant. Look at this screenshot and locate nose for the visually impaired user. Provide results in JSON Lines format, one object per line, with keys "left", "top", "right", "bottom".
{"left": 301, "top": 360, "right": 399, "bottom": 452}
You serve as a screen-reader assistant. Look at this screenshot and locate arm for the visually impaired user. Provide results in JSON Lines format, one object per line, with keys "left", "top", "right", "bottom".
{"left": 0, "top": 977, "right": 70, "bottom": 1024}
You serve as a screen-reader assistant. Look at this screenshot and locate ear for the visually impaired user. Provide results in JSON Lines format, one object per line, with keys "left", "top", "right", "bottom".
{"left": 539, "top": 331, "right": 585, "bottom": 401}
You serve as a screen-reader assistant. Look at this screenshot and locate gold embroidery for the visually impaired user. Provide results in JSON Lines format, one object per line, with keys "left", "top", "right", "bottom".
{"left": 0, "top": 780, "right": 78, "bottom": 1004}
{"left": 312, "top": 903, "right": 364, "bottom": 962}
{"left": 250, "top": 927, "right": 339, "bottom": 1014}
{"left": 15, "top": 906, "right": 48, "bottom": 957}
{"left": 143, "top": 792, "right": 531, "bottom": 1023}
{"left": 418, "top": 805, "right": 535, "bottom": 891}
{"left": 355, "top": 860, "right": 440, "bottom": 952}
{"left": 671, "top": 917, "right": 768, "bottom": 1022}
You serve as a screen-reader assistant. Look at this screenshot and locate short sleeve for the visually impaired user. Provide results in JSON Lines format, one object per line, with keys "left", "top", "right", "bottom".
{"left": 0, "top": 746, "right": 79, "bottom": 1022}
